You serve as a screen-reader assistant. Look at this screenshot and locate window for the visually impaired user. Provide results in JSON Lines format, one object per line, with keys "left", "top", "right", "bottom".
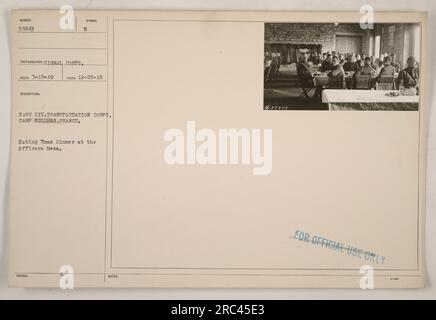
{"left": 413, "top": 25, "right": 421, "bottom": 62}
{"left": 374, "top": 35, "right": 381, "bottom": 58}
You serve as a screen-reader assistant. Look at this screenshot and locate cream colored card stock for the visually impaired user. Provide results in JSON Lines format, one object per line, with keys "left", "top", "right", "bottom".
{"left": 9, "top": 10, "right": 427, "bottom": 288}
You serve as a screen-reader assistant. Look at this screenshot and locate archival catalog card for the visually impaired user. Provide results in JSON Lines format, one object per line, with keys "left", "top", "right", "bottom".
{"left": 9, "top": 10, "right": 428, "bottom": 288}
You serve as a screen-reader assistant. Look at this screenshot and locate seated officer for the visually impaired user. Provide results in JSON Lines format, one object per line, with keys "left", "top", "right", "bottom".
{"left": 356, "top": 57, "right": 375, "bottom": 77}
{"left": 398, "top": 56, "right": 419, "bottom": 88}
{"left": 327, "top": 55, "right": 346, "bottom": 88}
{"left": 297, "top": 52, "right": 313, "bottom": 81}
{"left": 378, "top": 56, "right": 396, "bottom": 77}
{"left": 297, "top": 51, "right": 314, "bottom": 97}
{"left": 343, "top": 55, "right": 359, "bottom": 72}
{"left": 320, "top": 54, "right": 333, "bottom": 72}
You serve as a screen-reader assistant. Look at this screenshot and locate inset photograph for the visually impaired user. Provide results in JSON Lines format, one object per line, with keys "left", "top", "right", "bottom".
{"left": 264, "top": 23, "right": 421, "bottom": 111}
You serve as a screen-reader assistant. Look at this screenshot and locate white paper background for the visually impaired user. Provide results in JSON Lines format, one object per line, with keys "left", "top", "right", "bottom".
{"left": 0, "top": 0, "right": 435, "bottom": 299}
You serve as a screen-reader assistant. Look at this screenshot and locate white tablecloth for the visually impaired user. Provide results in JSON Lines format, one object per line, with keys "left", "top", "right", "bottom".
{"left": 322, "top": 89, "right": 419, "bottom": 104}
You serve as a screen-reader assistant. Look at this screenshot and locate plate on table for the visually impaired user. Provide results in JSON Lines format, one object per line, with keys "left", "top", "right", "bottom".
{"left": 386, "top": 91, "right": 400, "bottom": 97}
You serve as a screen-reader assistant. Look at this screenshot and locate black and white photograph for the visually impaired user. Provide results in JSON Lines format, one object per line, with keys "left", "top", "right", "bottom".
{"left": 264, "top": 23, "right": 421, "bottom": 111}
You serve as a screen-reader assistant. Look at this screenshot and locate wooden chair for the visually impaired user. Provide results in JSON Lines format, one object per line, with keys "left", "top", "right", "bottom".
{"left": 298, "top": 83, "right": 314, "bottom": 98}
{"left": 297, "top": 77, "right": 314, "bottom": 99}
{"left": 355, "top": 75, "right": 371, "bottom": 89}
{"left": 376, "top": 75, "right": 395, "bottom": 90}
{"left": 326, "top": 75, "right": 345, "bottom": 89}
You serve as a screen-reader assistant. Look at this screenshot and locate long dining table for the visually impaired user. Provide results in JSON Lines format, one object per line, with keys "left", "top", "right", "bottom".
{"left": 322, "top": 89, "right": 419, "bottom": 111}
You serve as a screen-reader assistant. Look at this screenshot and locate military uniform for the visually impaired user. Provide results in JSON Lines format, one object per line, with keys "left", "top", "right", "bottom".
{"left": 398, "top": 67, "right": 419, "bottom": 88}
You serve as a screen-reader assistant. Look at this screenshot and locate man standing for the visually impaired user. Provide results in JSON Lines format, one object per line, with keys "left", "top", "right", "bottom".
{"left": 356, "top": 54, "right": 362, "bottom": 67}
{"left": 370, "top": 56, "right": 377, "bottom": 70}
{"left": 264, "top": 52, "right": 272, "bottom": 83}
{"left": 270, "top": 52, "right": 279, "bottom": 80}
{"left": 275, "top": 52, "right": 282, "bottom": 78}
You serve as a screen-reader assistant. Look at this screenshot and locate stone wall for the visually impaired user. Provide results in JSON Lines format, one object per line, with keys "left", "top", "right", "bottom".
{"left": 265, "top": 23, "right": 365, "bottom": 52}
{"left": 264, "top": 23, "right": 419, "bottom": 69}
{"left": 380, "top": 24, "right": 405, "bottom": 67}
